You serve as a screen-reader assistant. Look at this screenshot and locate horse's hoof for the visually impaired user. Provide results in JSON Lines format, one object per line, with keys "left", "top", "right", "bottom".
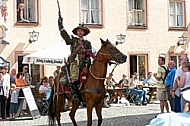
{"left": 62, "top": 108, "right": 69, "bottom": 112}
{"left": 69, "top": 112, "right": 71, "bottom": 117}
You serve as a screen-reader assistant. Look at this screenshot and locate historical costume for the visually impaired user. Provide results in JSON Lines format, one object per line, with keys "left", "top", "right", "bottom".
{"left": 58, "top": 16, "right": 92, "bottom": 100}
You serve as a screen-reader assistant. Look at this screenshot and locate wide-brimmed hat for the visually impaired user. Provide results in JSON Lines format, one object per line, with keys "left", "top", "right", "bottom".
{"left": 72, "top": 23, "right": 90, "bottom": 36}
{"left": 183, "top": 90, "right": 190, "bottom": 102}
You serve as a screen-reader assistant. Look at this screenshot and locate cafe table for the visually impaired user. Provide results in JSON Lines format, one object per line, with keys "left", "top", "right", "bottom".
{"left": 137, "top": 84, "right": 157, "bottom": 103}
{"left": 141, "top": 84, "right": 157, "bottom": 103}
{"left": 106, "top": 87, "right": 127, "bottom": 104}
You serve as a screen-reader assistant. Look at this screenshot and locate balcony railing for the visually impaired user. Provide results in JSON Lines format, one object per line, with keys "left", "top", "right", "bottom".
{"left": 129, "top": 9, "right": 145, "bottom": 26}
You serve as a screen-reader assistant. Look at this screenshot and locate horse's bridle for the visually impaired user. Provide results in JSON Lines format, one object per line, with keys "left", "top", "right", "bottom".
{"left": 89, "top": 50, "right": 121, "bottom": 80}
{"left": 98, "top": 51, "right": 121, "bottom": 64}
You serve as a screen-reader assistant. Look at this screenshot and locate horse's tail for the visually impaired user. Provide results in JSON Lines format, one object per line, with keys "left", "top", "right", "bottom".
{"left": 48, "top": 88, "right": 55, "bottom": 126}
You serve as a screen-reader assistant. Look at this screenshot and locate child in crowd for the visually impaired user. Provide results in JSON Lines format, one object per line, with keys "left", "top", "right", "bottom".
{"left": 9, "top": 84, "right": 19, "bottom": 121}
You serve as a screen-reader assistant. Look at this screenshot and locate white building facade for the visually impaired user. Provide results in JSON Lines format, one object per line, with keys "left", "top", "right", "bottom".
{"left": 1, "top": 0, "right": 190, "bottom": 84}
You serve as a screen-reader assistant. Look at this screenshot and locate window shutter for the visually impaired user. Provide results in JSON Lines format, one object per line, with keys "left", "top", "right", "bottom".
{"left": 28, "top": 0, "right": 37, "bottom": 22}
{"left": 82, "top": 0, "right": 89, "bottom": 24}
{"left": 129, "top": 0, "right": 134, "bottom": 10}
{"left": 91, "top": 0, "right": 99, "bottom": 24}
{"left": 176, "top": 2, "right": 183, "bottom": 27}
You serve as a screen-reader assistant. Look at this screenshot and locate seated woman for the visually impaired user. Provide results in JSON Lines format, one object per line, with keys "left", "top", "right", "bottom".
{"left": 118, "top": 74, "right": 129, "bottom": 88}
{"left": 104, "top": 73, "right": 117, "bottom": 107}
{"left": 39, "top": 77, "right": 51, "bottom": 102}
{"left": 106, "top": 73, "right": 117, "bottom": 89}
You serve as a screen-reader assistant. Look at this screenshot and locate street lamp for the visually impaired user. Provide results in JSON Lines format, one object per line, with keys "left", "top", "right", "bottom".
{"left": 159, "top": 53, "right": 166, "bottom": 58}
{"left": 29, "top": 30, "right": 39, "bottom": 43}
{"left": 116, "top": 34, "right": 126, "bottom": 45}
{"left": 177, "top": 36, "right": 187, "bottom": 46}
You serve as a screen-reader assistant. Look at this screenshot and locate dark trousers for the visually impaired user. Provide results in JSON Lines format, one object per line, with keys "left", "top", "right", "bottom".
{"left": 166, "top": 87, "right": 173, "bottom": 111}
{"left": 173, "top": 95, "right": 181, "bottom": 112}
{"left": 71, "top": 81, "right": 79, "bottom": 95}
{"left": 6, "top": 93, "right": 11, "bottom": 116}
{"left": 0, "top": 95, "right": 6, "bottom": 118}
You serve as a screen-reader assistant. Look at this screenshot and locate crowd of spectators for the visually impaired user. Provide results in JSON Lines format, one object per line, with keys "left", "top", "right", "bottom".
{"left": 0, "top": 65, "right": 55, "bottom": 121}
{"left": 104, "top": 55, "right": 190, "bottom": 114}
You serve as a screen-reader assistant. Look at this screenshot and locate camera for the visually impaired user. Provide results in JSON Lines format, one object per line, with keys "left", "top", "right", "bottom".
{"left": 178, "top": 76, "right": 181, "bottom": 80}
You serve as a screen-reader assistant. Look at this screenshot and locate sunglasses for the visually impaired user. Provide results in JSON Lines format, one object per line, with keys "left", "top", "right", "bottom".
{"left": 42, "top": 80, "right": 48, "bottom": 83}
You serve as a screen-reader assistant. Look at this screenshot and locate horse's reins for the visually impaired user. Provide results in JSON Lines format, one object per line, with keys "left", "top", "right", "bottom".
{"left": 56, "top": 72, "right": 60, "bottom": 105}
{"left": 98, "top": 51, "right": 121, "bottom": 64}
{"left": 89, "top": 63, "right": 118, "bottom": 80}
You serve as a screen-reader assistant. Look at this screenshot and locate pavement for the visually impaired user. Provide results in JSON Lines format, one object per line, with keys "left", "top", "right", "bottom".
{"left": 0, "top": 102, "right": 161, "bottom": 126}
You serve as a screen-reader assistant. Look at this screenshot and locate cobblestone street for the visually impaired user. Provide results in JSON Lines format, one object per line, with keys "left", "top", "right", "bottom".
{"left": 0, "top": 103, "right": 160, "bottom": 126}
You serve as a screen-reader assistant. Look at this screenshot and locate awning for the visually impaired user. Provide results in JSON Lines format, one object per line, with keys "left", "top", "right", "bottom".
{"left": 22, "top": 41, "right": 70, "bottom": 66}
{"left": 0, "top": 56, "right": 10, "bottom": 72}
{"left": 0, "top": 56, "right": 10, "bottom": 66}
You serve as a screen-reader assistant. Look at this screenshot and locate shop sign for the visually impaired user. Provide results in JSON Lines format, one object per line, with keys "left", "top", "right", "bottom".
{"left": 35, "top": 58, "right": 63, "bottom": 65}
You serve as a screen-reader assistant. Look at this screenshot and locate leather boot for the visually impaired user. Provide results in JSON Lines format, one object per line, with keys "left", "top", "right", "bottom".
{"left": 71, "top": 81, "right": 79, "bottom": 101}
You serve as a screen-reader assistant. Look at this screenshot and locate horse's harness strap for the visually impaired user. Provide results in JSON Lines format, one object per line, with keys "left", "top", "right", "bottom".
{"left": 83, "top": 52, "right": 110, "bottom": 63}
{"left": 54, "top": 92, "right": 64, "bottom": 95}
{"left": 89, "top": 66, "right": 107, "bottom": 80}
{"left": 70, "top": 42, "right": 83, "bottom": 56}
{"left": 89, "top": 63, "right": 118, "bottom": 80}
{"left": 82, "top": 88, "right": 105, "bottom": 94}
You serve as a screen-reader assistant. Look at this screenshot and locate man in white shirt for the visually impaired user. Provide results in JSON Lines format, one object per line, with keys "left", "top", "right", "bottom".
{"left": 172, "top": 55, "right": 189, "bottom": 112}
{"left": 143, "top": 72, "right": 156, "bottom": 85}
{"left": 0, "top": 66, "right": 10, "bottom": 118}
{"left": 128, "top": 72, "right": 147, "bottom": 106}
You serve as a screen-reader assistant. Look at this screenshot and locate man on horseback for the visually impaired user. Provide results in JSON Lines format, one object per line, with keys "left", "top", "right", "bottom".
{"left": 58, "top": 16, "right": 92, "bottom": 101}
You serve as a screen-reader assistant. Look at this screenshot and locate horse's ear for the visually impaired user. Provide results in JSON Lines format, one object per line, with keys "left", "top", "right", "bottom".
{"left": 100, "top": 38, "right": 105, "bottom": 45}
{"left": 106, "top": 39, "right": 110, "bottom": 43}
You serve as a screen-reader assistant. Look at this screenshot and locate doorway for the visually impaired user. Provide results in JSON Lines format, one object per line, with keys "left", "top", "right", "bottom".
{"left": 129, "top": 55, "right": 147, "bottom": 81}
{"left": 18, "top": 55, "right": 40, "bottom": 85}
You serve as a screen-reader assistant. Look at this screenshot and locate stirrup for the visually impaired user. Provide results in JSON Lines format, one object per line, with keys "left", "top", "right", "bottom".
{"left": 73, "top": 94, "right": 79, "bottom": 101}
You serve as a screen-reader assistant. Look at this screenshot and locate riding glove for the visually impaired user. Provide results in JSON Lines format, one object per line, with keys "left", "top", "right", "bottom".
{"left": 58, "top": 15, "right": 64, "bottom": 31}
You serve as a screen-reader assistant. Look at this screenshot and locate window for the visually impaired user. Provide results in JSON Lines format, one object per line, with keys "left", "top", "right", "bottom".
{"left": 170, "top": 55, "right": 183, "bottom": 68}
{"left": 128, "top": 0, "right": 146, "bottom": 27}
{"left": 16, "top": 0, "right": 38, "bottom": 23}
{"left": 169, "top": 1, "right": 185, "bottom": 28}
{"left": 130, "top": 55, "right": 147, "bottom": 81}
{"left": 81, "top": 0, "right": 102, "bottom": 25}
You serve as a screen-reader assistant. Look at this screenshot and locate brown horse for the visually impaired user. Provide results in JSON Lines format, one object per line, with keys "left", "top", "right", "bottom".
{"left": 48, "top": 38, "right": 127, "bottom": 126}
{"left": 48, "top": 68, "right": 72, "bottom": 126}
